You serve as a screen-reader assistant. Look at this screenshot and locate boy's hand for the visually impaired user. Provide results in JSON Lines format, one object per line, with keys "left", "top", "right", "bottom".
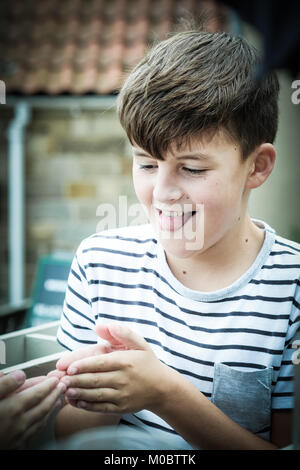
{"left": 59, "top": 323, "right": 173, "bottom": 414}
{"left": 48, "top": 325, "right": 128, "bottom": 380}
{"left": 54, "top": 323, "right": 132, "bottom": 374}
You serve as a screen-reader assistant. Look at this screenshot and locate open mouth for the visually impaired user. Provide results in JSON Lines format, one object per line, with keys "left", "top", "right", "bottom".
{"left": 156, "top": 209, "right": 196, "bottom": 231}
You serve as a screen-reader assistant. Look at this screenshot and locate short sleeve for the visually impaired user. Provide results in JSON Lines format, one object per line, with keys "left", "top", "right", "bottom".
{"left": 272, "top": 281, "right": 300, "bottom": 410}
{"left": 57, "top": 240, "right": 98, "bottom": 351}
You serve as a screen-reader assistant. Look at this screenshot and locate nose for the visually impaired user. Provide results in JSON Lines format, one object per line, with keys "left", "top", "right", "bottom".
{"left": 152, "top": 168, "right": 184, "bottom": 203}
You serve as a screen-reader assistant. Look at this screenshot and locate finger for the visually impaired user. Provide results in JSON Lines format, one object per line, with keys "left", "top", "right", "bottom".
{"left": 47, "top": 370, "right": 66, "bottom": 380}
{"left": 18, "top": 377, "right": 62, "bottom": 412}
{"left": 21, "top": 414, "right": 50, "bottom": 447}
{"left": 20, "top": 414, "right": 48, "bottom": 446}
{"left": 13, "top": 400, "right": 61, "bottom": 450}
{"left": 65, "top": 352, "right": 122, "bottom": 375}
{"left": 61, "top": 370, "right": 117, "bottom": 389}
{"left": 26, "top": 384, "right": 63, "bottom": 421}
{"left": 104, "top": 323, "right": 152, "bottom": 352}
{"left": 95, "top": 323, "right": 125, "bottom": 347}
{"left": 0, "top": 371, "right": 26, "bottom": 399}
{"left": 75, "top": 400, "right": 120, "bottom": 414}
{"left": 10, "top": 376, "right": 47, "bottom": 395}
{"left": 22, "top": 376, "right": 47, "bottom": 387}
{"left": 56, "top": 344, "right": 109, "bottom": 371}
{"left": 66, "top": 386, "right": 119, "bottom": 403}
{"left": 20, "top": 386, "right": 64, "bottom": 445}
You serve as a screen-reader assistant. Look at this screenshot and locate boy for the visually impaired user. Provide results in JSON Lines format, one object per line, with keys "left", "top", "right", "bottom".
{"left": 54, "top": 31, "right": 300, "bottom": 449}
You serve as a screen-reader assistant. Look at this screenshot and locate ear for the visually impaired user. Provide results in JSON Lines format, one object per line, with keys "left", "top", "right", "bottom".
{"left": 245, "top": 143, "right": 276, "bottom": 189}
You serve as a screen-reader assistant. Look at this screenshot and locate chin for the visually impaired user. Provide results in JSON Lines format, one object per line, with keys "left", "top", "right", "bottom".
{"left": 152, "top": 209, "right": 206, "bottom": 259}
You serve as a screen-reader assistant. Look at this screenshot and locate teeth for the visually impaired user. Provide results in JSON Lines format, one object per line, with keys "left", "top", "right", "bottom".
{"left": 159, "top": 210, "right": 183, "bottom": 217}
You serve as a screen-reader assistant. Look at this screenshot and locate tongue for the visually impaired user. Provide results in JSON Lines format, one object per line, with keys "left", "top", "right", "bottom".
{"left": 159, "top": 212, "right": 192, "bottom": 231}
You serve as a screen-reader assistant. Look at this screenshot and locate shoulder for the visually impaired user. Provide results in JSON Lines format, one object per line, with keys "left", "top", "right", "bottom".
{"left": 256, "top": 218, "right": 300, "bottom": 269}
{"left": 273, "top": 234, "right": 300, "bottom": 258}
{"left": 253, "top": 222, "right": 300, "bottom": 313}
{"left": 270, "top": 233, "right": 300, "bottom": 276}
{"left": 266, "top": 233, "right": 300, "bottom": 319}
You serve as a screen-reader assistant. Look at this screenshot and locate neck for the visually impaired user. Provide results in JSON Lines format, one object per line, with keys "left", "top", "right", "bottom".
{"left": 165, "top": 214, "right": 265, "bottom": 292}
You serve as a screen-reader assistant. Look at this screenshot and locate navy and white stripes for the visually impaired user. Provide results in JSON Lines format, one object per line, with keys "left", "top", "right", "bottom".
{"left": 57, "top": 221, "right": 300, "bottom": 444}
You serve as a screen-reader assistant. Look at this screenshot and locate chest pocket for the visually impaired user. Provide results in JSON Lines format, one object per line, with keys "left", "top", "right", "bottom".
{"left": 211, "top": 363, "right": 273, "bottom": 435}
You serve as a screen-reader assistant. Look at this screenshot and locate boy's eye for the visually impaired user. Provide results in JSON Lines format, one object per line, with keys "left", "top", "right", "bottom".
{"left": 183, "top": 168, "right": 206, "bottom": 174}
{"left": 138, "top": 164, "right": 157, "bottom": 170}
{"left": 137, "top": 165, "right": 206, "bottom": 175}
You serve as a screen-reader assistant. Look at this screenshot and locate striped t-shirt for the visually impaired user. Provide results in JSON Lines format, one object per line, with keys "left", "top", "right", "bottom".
{"left": 57, "top": 219, "right": 300, "bottom": 447}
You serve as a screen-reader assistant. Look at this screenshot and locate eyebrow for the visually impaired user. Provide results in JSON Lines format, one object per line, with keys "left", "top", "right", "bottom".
{"left": 177, "top": 154, "right": 211, "bottom": 161}
{"left": 132, "top": 151, "right": 212, "bottom": 161}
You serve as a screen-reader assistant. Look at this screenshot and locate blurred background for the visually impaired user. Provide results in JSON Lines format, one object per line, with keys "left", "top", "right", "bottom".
{"left": 0, "top": 0, "right": 299, "bottom": 332}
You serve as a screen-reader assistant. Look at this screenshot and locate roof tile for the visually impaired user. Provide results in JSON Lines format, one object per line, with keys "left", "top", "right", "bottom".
{"left": 0, "top": 0, "right": 226, "bottom": 95}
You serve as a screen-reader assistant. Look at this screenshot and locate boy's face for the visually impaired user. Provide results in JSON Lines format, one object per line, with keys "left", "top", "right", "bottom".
{"left": 131, "top": 130, "right": 253, "bottom": 259}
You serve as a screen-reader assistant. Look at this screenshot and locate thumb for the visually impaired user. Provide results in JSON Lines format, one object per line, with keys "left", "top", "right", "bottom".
{"left": 95, "top": 323, "right": 152, "bottom": 352}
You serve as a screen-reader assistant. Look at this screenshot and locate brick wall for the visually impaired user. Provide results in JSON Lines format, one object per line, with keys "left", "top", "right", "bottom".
{"left": 0, "top": 103, "right": 147, "bottom": 303}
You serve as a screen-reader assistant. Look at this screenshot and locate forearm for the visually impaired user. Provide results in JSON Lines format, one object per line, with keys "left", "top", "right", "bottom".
{"left": 55, "top": 403, "right": 121, "bottom": 441}
{"left": 152, "top": 367, "right": 277, "bottom": 450}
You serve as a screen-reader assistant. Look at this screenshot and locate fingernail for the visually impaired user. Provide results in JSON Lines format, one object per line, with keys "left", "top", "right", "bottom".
{"left": 67, "top": 388, "right": 77, "bottom": 397}
{"left": 57, "top": 382, "right": 67, "bottom": 393}
{"left": 61, "top": 376, "right": 71, "bottom": 386}
{"left": 48, "top": 378, "right": 59, "bottom": 390}
{"left": 68, "top": 366, "right": 77, "bottom": 375}
{"left": 10, "top": 370, "right": 26, "bottom": 385}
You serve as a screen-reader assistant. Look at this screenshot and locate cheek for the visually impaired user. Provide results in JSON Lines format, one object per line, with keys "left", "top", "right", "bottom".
{"left": 204, "top": 181, "right": 245, "bottom": 243}
{"left": 205, "top": 177, "right": 240, "bottom": 206}
{"left": 193, "top": 179, "right": 229, "bottom": 210}
{"left": 132, "top": 169, "right": 152, "bottom": 205}
{"left": 198, "top": 179, "right": 240, "bottom": 227}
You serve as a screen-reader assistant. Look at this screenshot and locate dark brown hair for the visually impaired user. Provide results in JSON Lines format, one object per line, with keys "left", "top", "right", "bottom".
{"left": 117, "top": 30, "right": 280, "bottom": 160}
